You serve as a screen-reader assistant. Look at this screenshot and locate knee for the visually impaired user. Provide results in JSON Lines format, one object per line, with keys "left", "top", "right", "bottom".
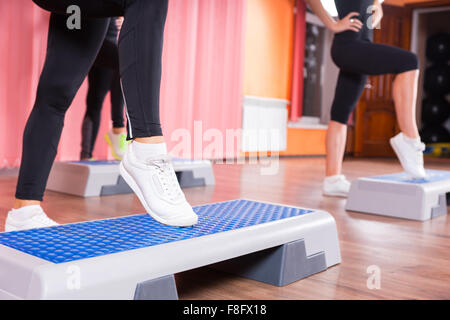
{"left": 330, "top": 111, "right": 350, "bottom": 125}
{"left": 330, "top": 99, "right": 355, "bottom": 124}
{"left": 35, "top": 81, "right": 76, "bottom": 114}
{"left": 401, "top": 51, "right": 419, "bottom": 73}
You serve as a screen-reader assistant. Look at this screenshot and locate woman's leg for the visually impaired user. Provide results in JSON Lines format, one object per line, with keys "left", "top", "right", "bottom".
{"left": 115, "top": 0, "right": 197, "bottom": 226}
{"left": 392, "top": 69, "right": 420, "bottom": 139}
{"left": 331, "top": 40, "right": 425, "bottom": 179}
{"left": 118, "top": 0, "right": 167, "bottom": 142}
{"left": 327, "top": 71, "right": 367, "bottom": 177}
{"left": 81, "top": 66, "right": 113, "bottom": 160}
{"left": 332, "top": 41, "right": 420, "bottom": 139}
{"left": 323, "top": 70, "right": 367, "bottom": 197}
{"left": 390, "top": 68, "right": 426, "bottom": 178}
{"left": 104, "top": 71, "right": 127, "bottom": 160}
{"left": 326, "top": 121, "right": 348, "bottom": 177}
{"left": 110, "top": 72, "right": 125, "bottom": 132}
{"left": 15, "top": 14, "right": 109, "bottom": 207}
{"left": 33, "top": 0, "right": 166, "bottom": 141}
{"left": 81, "top": 18, "right": 119, "bottom": 160}
{"left": 27, "top": 0, "right": 198, "bottom": 227}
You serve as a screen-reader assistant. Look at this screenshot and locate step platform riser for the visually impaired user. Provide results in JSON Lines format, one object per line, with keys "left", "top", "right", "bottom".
{"left": 346, "top": 170, "right": 450, "bottom": 221}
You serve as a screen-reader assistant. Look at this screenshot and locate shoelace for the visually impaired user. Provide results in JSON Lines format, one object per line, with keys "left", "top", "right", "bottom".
{"left": 145, "top": 155, "right": 184, "bottom": 202}
{"left": 414, "top": 142, "right": 426, "bottom": 165}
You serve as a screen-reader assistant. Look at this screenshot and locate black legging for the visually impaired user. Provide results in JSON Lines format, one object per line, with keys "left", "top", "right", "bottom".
{"left": 330, "top": 0, "right": 419, "bottom": 124}
{"left": 81, "top": 18, "right": 124, "bottom": 160}
{"left": 16, "top": 0, "right": 168, "bottom": 201}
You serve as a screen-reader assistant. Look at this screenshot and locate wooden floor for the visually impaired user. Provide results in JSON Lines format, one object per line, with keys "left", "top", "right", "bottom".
{"left": 0, "top": 157, "right": 449, "bottom": 299}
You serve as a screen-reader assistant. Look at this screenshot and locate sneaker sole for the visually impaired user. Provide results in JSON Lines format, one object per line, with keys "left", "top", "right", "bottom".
{"left": 105, "top": 134, "right": 123, "bottom": 161}
{"left": 4, "top": 224, "right": 18, "bottom": 232}
{"left": 4, "top": 223, "right": 58, "bottom": 233}
{"left": 390, "top": 137, "right": 425, "bottom": 180}
{"left": 119, "top": 161, "right": 197, "bottom": 227}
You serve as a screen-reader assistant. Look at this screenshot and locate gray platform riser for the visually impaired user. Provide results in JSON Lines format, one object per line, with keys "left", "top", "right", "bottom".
{"left": 134, "top": 239, "right": 327, "bottom": 300}
{"left": 210, "top": 239, "right": 327, "bottom": 287}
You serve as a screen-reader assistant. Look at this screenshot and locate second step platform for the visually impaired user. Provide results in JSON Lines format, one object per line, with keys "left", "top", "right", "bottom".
{"left": 46, "top": 159, "right": 215, "bottom": 197}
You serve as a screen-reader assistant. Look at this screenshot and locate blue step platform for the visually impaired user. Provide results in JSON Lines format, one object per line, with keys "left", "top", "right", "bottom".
{"left": 0, "top": 200, "right": 341, "bottom": 300}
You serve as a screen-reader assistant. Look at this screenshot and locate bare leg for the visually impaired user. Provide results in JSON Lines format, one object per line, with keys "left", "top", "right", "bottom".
{"left": 134, "top": 136, "right": 164, "bottom": 144}
{"left": 112, "top": 127, "right": 127, "bottom": 134}
{"left": 326, "top": 120, "right": 347, "bottom": 177}
{"left": 13, "top": 199, "right": 40, "bottom": 209}
{"left": 392, "top": 69, "right": 420, "bottom": 139}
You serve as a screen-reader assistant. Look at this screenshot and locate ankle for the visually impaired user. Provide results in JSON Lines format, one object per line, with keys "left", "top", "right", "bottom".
{"left": 324, "top": 174, "right": 345, "bottom": 183}
{"left": 402, "top": 132, "right": 420, "bottom": 139}
{"left": 13, "top": 199, "right": 41, "bottom": 210}
{"left": 112, "top": 127, "right": 126, "bottom": 135}
{"left": 401, "top": 133, "right": 421, "bottom": 144}
{"left": 132, "top": 140, "right": 167, "bottom": 161}
{"left": 134, "top": 136, "right": 164, "bottom": 144}
{"left": 325, "top": 170, "right": 342, "bottom": 178}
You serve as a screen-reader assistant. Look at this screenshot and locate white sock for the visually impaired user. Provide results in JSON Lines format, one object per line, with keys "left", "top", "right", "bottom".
{"left": 132, "top": 141, "right": 167, "bottom": 161}
{"left": 9, "top": 205, "right": 41, "bottom": 221}
{"left": 110, "top": 129, "right": 126, "bottom": 136}
{"left": 324, "top": 175, "right": 345, "bottom": 184}
{"left": 402, "top": 133, "right": 421, "bottom": 145}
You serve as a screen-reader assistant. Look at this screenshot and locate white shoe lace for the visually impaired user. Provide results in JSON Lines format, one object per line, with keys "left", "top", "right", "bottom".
{"left": 145, "top": 155, "right": 184, "bottom": 202}
{"left": 413, "top": 142, "right": 426, "bottom": 166}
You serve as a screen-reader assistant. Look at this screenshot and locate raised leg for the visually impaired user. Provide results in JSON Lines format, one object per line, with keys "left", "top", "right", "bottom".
{"left": 392, "top": 69, "right": 420, "bottom": 139}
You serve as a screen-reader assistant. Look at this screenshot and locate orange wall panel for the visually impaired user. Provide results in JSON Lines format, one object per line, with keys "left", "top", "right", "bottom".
{"left": 281, "top": 128, "right": 327, "bottom": 156}
{"left": 243, "top": 0, "right": 295, "bottom": 100}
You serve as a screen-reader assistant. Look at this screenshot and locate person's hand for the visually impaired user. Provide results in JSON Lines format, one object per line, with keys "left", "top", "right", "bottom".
{"left": 115, "top": 16, "right": 124, "bottom": 31}
{"left": 332, "top": 12, "right": 363, "bottom": 33}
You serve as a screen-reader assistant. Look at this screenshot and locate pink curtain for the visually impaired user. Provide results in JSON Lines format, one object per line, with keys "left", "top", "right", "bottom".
{"left": 161, "top": 0, "right": 246, "bottom": 159}
{"left": 0, "top": 0, "right": 245, "bottom": 168}
{"left": 289, "top": 0, "right": 306, "bottom": 121}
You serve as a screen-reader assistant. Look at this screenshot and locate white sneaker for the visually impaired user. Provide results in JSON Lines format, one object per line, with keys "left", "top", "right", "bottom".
{"left": 105, "top": 129, "right": 129, "bottom": 161}
{"left": 4, "top": 206, "right": 58, "bottom": 232}
{"left": 390, "top": 133, "right": 426, "bottom": 179}
{"left": 323, "top": 175, "right": 351, "bottom": 197}
{"left": 120, "top": 144, "right": 198, "bottom": 227}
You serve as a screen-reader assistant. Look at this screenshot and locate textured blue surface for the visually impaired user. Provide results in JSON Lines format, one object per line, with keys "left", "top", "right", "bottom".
{"left": 71, "top": 160, "right": 119, "bottom": 166}
{"left": 71, "top": 158, "right": 202, "bottom": 166}
{"left": 0, "top": 200, "right": 313, "bottom": 264}
{"left": 371, "top": 170, "right": 450, "bottom": 184}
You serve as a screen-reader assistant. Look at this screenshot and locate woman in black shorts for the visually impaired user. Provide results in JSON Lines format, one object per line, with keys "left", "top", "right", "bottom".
{"left": 306, "top": 0, "right": 426, "bottom": 197}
